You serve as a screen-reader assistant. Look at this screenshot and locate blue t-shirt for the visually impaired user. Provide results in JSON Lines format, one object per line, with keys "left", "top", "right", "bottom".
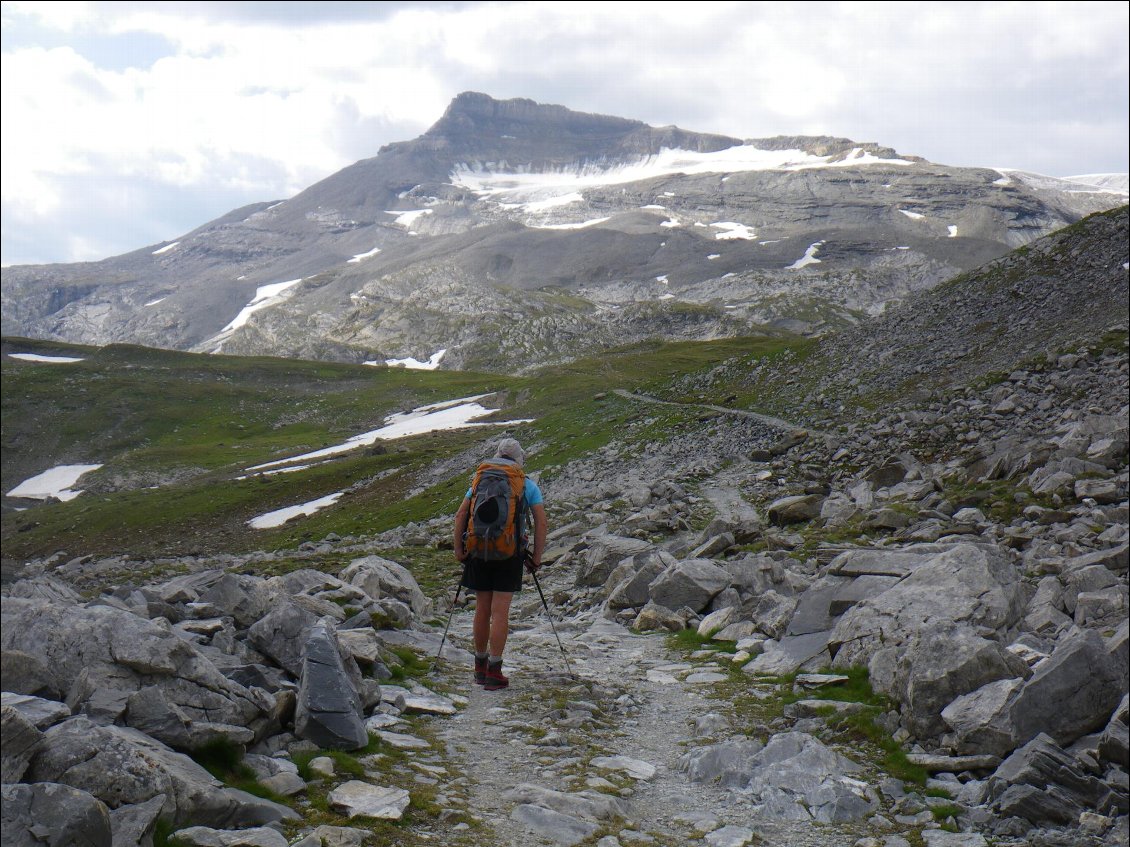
{"left": 465, "top": 477, "right": 543, "bottom": 506}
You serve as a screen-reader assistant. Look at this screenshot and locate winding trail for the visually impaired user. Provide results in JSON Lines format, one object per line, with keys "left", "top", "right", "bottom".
{"left": 611, "top": 389, "right": 806, "bottom": 434}
{"left": 425, "top": 577, "right": 872, "bottom": 847}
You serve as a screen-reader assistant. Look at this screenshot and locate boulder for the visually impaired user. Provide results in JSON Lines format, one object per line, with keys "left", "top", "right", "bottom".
{"left": 743, "top": 631, "right": 831, "bottom": 677}
{"left": 573, "top": 536, "right": 653, "bottom": 588}
{"left": 632, "top": 602, "right": 686, "bottom": 633}
{"left": 606, "top": 552, "right": 671, "bottom": 610}
{"left": 2, "top": 703, "right": 43, "bottom": 782}
{"left": 941, "top": 677, "right": 1025, "bottom": 757}
{"left": 172, "top": 827, "right": 289, "bottom": 847}
{"left": 767, "top": 495, "right": 824, "bottom": 525}
{"left": 340, "top": 556, "right": 430, "bottom": 618}
{"left": 1, "top": 649, "right": 59, "bottom": 698}
{"left": 682, "top": 732, "right": 877, "bottom": 822}
{"left": 1099, "top": 695, "right": 1129, "bottom": 768}
{"left": 648, "top": 559, "right": 731, "bottom": 612}
{"left": 829, "top": 543, "right": 1025, "bottom": 685}
{"left": 1, "top": 783, "right": 112, "bottom": 847}
{"left": 0, "top": 598, "right": 274, "bottom": 750}
{"left": 1, "top": 692, "right": 72, "bottom": 729}
{"left": 197, "top": 574, "right": 280, "bottom": 628}
{"left": 1008, "top": 629, "right": 1126, "bottom": 749}
{"left": 108, "top": 795, "right": 166, "bottom": 847}
{"left": 503, "top": 783, "right": 628, "bottom": 822}
{"left": 327, "top": 781, "right": 410, "bottom": 819}
{"left": 27, "top": 717, "right": 298, "bottom": 828}
{"left": 984, "top": 733, "right": 1114, "bottom": 825}
{"left": 294, "top": 620, "right": 368, "bottom": 751}
{"left": 874, "top": 623, "right": 1031, "bottom": 739}
{"left": 247, "top": 600, "right": 319, "bottom": 676}
{"left": 510, "top": 804, "right": 599, "bottom": 847}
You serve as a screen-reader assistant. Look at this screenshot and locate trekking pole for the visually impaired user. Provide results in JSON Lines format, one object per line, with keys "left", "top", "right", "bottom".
{"left": 528, "top": 564, "right": 573, "bottom": 676}
{"left": 433, "top": 581, "right": 463, "bottom": 669}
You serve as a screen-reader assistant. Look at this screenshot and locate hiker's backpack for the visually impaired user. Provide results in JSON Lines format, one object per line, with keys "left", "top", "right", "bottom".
{"left": 465, "top": 459, "right": 527, "bottom": 561}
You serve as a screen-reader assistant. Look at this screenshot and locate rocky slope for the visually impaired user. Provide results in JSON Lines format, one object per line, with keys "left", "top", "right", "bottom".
{"left": 2, "top": 208, "right": 1127, "bottom": 846}
{"left": 3, "top": 93, "right": 1126, "bottom": 372}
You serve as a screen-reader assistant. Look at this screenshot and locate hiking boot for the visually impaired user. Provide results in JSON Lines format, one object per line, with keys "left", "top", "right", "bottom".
{"left": 474, "top": 655, "right": 488, "bottom": 685}
{"left": 484, "top": 660, "right": 509, "bottom": 691}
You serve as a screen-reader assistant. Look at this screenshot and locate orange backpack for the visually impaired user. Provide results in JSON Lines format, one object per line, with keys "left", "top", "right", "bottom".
{"left": 465, "top": 459, "right": 527, "bottom": 561}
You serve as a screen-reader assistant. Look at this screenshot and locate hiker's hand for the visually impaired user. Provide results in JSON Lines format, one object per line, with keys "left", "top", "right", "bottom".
{"left": 525, "top": 556, "right": 541, "bottom": 573}
{"left": 454, "top": 546, "right": 466, "bottom": 563}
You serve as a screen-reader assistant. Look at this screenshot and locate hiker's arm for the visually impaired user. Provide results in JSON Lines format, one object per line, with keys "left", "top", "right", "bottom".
{"left": 531, "top": 503, "right": 547, "bottom": 566}
{"left": 453, "top": 498, "right": 470, "bottom": 561}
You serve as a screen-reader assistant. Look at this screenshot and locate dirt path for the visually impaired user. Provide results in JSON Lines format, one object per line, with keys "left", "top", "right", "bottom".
{"left": 426, "top": 582, "right": 873, "bottom": 847}
{"left": 611, "top": 389, "right": 806, "bottom": 434}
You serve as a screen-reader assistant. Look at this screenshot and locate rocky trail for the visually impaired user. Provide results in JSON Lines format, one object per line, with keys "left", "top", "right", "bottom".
{"left": 612, "top": 390, "right": 807, "bottom": 435}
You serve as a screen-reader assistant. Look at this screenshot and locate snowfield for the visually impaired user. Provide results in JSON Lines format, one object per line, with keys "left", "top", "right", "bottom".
{"left": 248, "top": 492, "right": 344, "bottom": 529}
{"left": 8, "top": 353, "right": 85, "bottom": 364}
{"left": 788, "top": 242, "right": 825, "bottom": 270}
{"left": 246, "top": 395, "right": 533, "bottom": 472}
{"left": 222, "top": 279, "right": 304, "bottom": 332}
{"left": 7, "top": 464, "right": 103, "bottom": 502}
{"left": 379, "top": 349, "right": 447, "bottom": 370}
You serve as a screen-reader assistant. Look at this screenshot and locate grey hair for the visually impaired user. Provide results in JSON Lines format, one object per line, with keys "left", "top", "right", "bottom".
{"left": 495, "top": 438, "right": 525, "bottom": 465}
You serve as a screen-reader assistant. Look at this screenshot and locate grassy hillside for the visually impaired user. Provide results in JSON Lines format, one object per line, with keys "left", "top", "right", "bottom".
{"left": 2, "top": 334, "right": 801, "bottom": 562}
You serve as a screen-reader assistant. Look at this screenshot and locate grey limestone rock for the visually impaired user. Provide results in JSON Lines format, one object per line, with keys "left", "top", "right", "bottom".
{"left": 647, "top": 558, "right": 731, "bottom": 612}
{"left": 197, "top": 574, "right": 280, "bottom": 628}
{"left": 1099, "top": 694, "right": 1129, "bottom": 768}
{"left": 1, "top": 598, "right": 274, "bottom": 746}
{"left": 767, "top": 494, "right": 824, "bottom": 525}
{"left": 503, "top": 783, "right": 628, "bottom": 822}
{"left": 511, "top": 804, "right": 600, "bottom": 846}
{"left": 1008, "top": 629, "right": 1126, "bottom": 750}
{"left": 294, "top": 620, "right": 367, "bottom": 750}
{"left": 170, "top": 827, "right": 289, "bottom": 847}
{"left": 340, "top": 555, "right": 429, "bottom": 618}
{"left": 631, "top": 601, "right": 685, "bottom": 632}
{"left": 2, "top": 703, "right": 43, "bottom": 782}
{"left": 247, "top": 600, "right": 320, "bottom": 676}
{"left": 1, "top": 782, "right": 112, "bottom": 847}
{"left": 606, "top": 551, "right": 671, "bottom": 610}
{"left": 108, "top": 795, "right": 166, "bottom": 847}
{"left": 28, "top": 717, "right": 298, "bottom": 828}
{"left": 326, "top": 780, "right": 410, "bottom": 819}
{"left": 942, "top": 677, "right": 1026, "bottom": 757}
{"left": 1, "top": 649, "right": 59, "bottom": 698}
{"left": 573, "top": 536, "right": 654, "bottom": 588}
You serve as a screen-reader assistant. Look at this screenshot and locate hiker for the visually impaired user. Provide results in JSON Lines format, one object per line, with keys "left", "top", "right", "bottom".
{"left": 453, "top": 438, "right": 546, "bottom": 690}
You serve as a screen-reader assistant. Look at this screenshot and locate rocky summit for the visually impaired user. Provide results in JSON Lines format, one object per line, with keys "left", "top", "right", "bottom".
{"left": 2, "top": 93, "right": 1127, "bottom": 372}
{"left": 1, "top": 108, "right": 1128, "bottom": 847}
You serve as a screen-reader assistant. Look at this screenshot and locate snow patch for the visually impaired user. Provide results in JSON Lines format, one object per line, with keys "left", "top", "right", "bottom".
{"left": 500, "top": 193, "right": 584, "bottom": 213}
{"left": 531, "top": 218, "right": 610, "bottom": 230}
{"left": 898, "top": 209, "right": 926, "bottom": 220}
{"left": 640, "top": 204, "right": 666, "bottom": 210}
{"left": 658, "top": 293, "right": 675, "bottom": 300}
{"left": 348, "top": 247, "right": 382, "bottom": 263}
{"left": 246, "top": 395, "right": 532, "bottom": 472}
{"left": 948, "top": 225, "right": 958, "bottom": 238}
{"left": 7, "top": 464, "right": 102, "bottom": 502}
{"left": 711, "top": 222, "right": 756, "bottom": 240}
{"left": 152, "top": 241, "right": 180, "bottom": 255}
{"left": 248, "top": 492, "right": 344, "bottom": 529}
{"left": 707, "top": 254, "right": 721, "bottom": 260}
{"left": 8, "top": 353, "right": 85, "bottom": 364}
{"left": 236, "top": 463, "right": 319, "bottom": 481}
{"left": 144, "top": 297, "right": 167, "bottom": 307}
{"left": 787, "top": 241, "right": 825, "bottom": 270}
{"left": 380, "top": 349, "right": 447, "bottom": 370}
{"left": 386, "top": 209, "right": 434, "bottom": 228}
{"left": 452, "top": 145, "right": 913, "bottom": 202}
{"left": 222, "top": 279, "right": 303, "bottom": 332}
{"left": 656, "top": 275, "right": 669, "bottom": 284}
{"left": 660, "top": 218, "right": 681, "bottom": 228}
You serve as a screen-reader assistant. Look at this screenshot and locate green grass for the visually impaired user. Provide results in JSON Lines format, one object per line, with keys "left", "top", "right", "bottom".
{"left": 188, "top": 738, "right": 287, "bottom": 803}
{"left": 2, "top": 333, "right": 806, "bottom": 564}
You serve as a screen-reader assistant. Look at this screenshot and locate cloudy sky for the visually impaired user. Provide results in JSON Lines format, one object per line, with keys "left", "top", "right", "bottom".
{"left": 2, "top": 0, "right": 1127, "bottom": 267}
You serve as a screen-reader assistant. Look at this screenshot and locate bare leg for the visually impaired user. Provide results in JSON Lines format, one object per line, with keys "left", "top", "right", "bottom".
{"left": 488, "top": 591, "right": 514, "bottom": 658}
{"left": 472, "top": 590, "right": 493, "bottom": 654}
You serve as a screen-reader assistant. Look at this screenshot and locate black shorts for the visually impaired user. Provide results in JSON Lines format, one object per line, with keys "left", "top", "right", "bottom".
{"left": 461, "top": 556, "right": 524, "bottom": 593}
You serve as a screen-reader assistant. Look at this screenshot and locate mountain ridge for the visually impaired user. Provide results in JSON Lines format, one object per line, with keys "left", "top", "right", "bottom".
{"left": 2, "top": 93, "right": 1126, "bottom": 371}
